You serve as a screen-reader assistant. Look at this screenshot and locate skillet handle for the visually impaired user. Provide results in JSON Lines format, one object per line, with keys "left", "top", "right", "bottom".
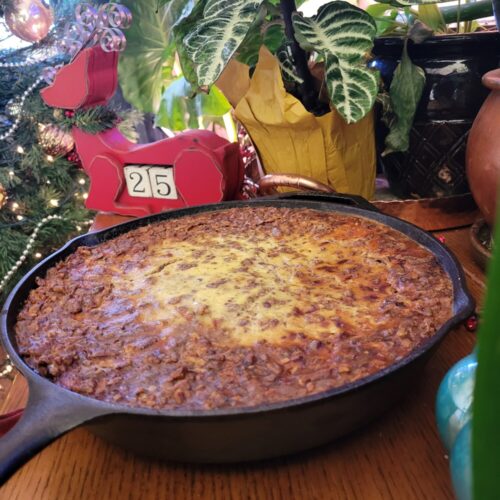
{"left": 268, "top": 191, "right": 380, "bottom": 212}
{"left": 0, "top": 378, "right": 106, "bottom": 485}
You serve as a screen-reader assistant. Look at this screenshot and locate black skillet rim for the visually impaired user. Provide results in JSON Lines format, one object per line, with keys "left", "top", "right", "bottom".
{"left": 0, "top": 198, "right": 475, "bottom": 418}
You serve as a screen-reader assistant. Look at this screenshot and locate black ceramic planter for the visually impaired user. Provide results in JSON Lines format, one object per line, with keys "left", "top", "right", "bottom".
{"left": 373, "top": 32, "right": 500, "bottom": 199}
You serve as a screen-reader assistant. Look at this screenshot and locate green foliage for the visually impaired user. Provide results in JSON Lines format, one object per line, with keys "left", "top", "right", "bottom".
{"left": 473, "top": 203, "right": 500, "bottom": 500}
{"left": 236, "top": 22, "right": 285, "bottom": 67}
{"left": 156, "top": 76, "right": 231, "bottom": 131}
{"left": 277, "top": 43, "right": 304, "bottom": 84}
{"left": 182, "top": 0, "right": 265, "bottom": 89}
{"left": 417, "top": 4, "right": 446, "bottom": 32}
{"left": 0, "top": 58, "right": 126, "bottom": 303}
{"left": 292, "top": 2, "right": 378, "bottom": 123}
{"left": 382, "top": 40, "right": 425, "bottom": 155}
{"left": 118, "top": 0, "right": 179, "bottom": 113}
{"left": 172, "top": 0, "right": 206, "bottom": 86}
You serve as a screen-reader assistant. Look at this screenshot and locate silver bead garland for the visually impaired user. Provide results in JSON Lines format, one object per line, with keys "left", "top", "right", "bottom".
{"left": 0, "top": 75, "right": 45, "bottom": 141}
{"left": 0, "top": 215, "right": 64, "bottom": 293}
{"left": 0, "top": 60, "right": 33, "bottom": 68}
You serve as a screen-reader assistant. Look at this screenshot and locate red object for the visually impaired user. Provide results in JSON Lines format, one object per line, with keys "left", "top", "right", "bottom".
{"left": 437, "top": 235, "right": 446, "bottom": 243}
{"left": 41, "top": 46, "right": 119, "bottom": 110}
{"left": 65, "top": 110, "right": 75, "bottom": 118}
{"left": 73, "top": 127, "right": 243, "bottom": 216}
{"left": 465, "top": 314, "right": 478, "bottom": 332}
{"left": 0, "top": 409, "right": 23, "bottom": 437}
{"left": 40, "top": 45, "right": 244, "bottom": 216}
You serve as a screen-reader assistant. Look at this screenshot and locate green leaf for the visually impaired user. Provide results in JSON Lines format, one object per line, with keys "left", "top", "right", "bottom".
{"left": 383, "top": 41, "right": 425, "bottom": 155}
{"left": 155, "top": 77, "right": 231, "bottom": 131}
{"left": 416, "top": 5, "right": 445, "bottom": 33}
{"left": 473, "top": 200, "right": 500, "bottom": 500}
{"left": 172, "top": 0, "right": 206, "bottom": 86}
{"left": 236, "top": 22, "right": 286, "bottom": 67}
{"left": 366, "top": 4, "right": 402, "bottom": 38}
{"left": 277, "top": 43, "right": 304, "bottom": 84}
{"left": 182, "top": 0, "right": 265, "bottom": 89}
{"left": 118, "top": 0, "right": 195, "bottom": 113}
{"left": 366, "top": 3, "right": 395, "bottom": 17}
{"left": 292, "top": 1, "right": 378, "bottom": 123}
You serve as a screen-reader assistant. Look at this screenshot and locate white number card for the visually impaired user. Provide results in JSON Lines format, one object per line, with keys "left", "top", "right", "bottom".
{"left": 124, "top": 165, "right": 178, "bottom": 200}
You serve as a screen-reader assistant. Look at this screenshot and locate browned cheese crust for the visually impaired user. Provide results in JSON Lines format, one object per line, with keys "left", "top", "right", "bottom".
{"left": 15, "top": 207, "right": 453, "bottom": 410}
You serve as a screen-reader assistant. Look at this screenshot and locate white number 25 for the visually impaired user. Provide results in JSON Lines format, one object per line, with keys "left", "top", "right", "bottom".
{"left": 124, "top": 166, "right": 178, "bottom": 200}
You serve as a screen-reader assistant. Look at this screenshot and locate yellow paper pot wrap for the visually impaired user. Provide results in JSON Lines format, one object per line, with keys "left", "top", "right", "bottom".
{"left": 216, "top": 47, "right": 376, "bottom": 199}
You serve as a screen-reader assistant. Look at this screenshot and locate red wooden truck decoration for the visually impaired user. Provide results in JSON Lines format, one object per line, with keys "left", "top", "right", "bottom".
{"left": 41, "top": 41, "right": 244, "bottom": 217}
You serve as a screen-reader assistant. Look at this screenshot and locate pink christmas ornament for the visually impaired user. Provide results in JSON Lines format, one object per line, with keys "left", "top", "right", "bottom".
{"left": 5, "top": 0, "right": 54, "bottom": 43}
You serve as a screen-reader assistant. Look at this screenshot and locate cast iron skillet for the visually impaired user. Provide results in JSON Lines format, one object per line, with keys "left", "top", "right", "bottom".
{"left": 0, "top": 192, "right": 474, "bottom": 484}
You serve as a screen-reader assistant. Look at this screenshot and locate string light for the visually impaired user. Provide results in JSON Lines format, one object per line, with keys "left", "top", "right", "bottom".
{"left": 49, "top": 199, "right": 59, "bottom": 207}
{"left": 34, "top": 253, "right": 42, "bottom": 259}
{"left": 78, "top": 178, "right": 86, "bottom": 185}
{"left": 16, "top": 215, "right": 24, "bottom": 221}
{"left": 0, "top": 215, "right": 65, "bottom": 293}
{"left": 46, "top": 155, "right": 54, "bottom": 162}
{"left": 83, "top": 192, "right": 89, "bottom": 200}
{"left": 8, "top": 171, "right": 14, "bottom": 178}
{"left": 0, "top": 76, "right": 45, "bottom": 141}
{"left": 16, "top": 145, "right": 24, "bottom": 154}
{"left": 11, "top": 202, "right": 19, "bottom": 211}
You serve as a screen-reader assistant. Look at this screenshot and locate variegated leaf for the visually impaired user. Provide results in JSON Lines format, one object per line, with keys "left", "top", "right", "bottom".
{"left": 277, "top": 43, "right": 303, "bottom": 84}
{"left": 292, "top": 2, "right": 378, "bottom": 123}
{"left": 183, "top": 0, "right": 264, "bottom": 89}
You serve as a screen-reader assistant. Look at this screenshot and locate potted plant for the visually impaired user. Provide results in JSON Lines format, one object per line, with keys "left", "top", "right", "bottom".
{"left": 118, "top": 0, "right": 381, "bottom": 200}
{"left": 368, "top": 0, "right": 500, "bottom": 199}
{"left": 118, "top": 0, "right": 498, "bottom": 202}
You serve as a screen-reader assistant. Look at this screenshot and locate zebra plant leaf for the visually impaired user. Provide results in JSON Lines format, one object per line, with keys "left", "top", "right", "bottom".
{"left": 277, "top": 43, "right": 304, "bottom": 84}
{"left": 292, "top": 2, "right": 378, "bottom": 123}
{"left": 183, "top": 0, "right": 265, "bottom": 90}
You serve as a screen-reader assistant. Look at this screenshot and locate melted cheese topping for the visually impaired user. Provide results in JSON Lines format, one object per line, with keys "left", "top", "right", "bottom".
{"left": 108, "top": 211, "right": 439, "bottom": 346}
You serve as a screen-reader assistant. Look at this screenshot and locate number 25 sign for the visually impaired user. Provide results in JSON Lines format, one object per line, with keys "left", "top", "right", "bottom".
{"left": 72, "top": 127, "right": 245, "bottom": 217}
{"left": 40, "top": 44, "right": 245, "bottom": 217}
{"left": 124, "top": 166, "right": 178, "bottom": 199}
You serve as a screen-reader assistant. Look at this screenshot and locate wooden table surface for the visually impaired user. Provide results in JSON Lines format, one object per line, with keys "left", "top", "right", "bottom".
{"left": 0, "top": 215, "right": 484, "bottom": 500}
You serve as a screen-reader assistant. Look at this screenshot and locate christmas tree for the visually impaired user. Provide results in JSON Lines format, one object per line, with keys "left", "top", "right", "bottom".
{"left": 0, "top": 0, "right": 135, "bottom": 301}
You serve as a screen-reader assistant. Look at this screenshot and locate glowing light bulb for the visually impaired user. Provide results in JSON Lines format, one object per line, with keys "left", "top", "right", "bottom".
{"left": 16, "top": 145, "right": 24, "bottom": 154}
{"left": 83, "top": 192, "right": 89, "bottom": 200}
{"left": 11, "top": 202, "right": 19, "bottom": 211}
{"left": 8, "top": 171, "right": 14, "bottom": 177}
{"left": 46, "top": 155, "right": 54, "bottom": 162}
{"left": 49, "top": 199, "right": 59, "bottom": 207}
{"left": 78, "top": 178, "right": 86, "bottom": 185}
{"left": 35, "top": 253, "right": 42, "bottom": 259}
{"left": 16, "top": 215, "right": 24, "bottom": 221}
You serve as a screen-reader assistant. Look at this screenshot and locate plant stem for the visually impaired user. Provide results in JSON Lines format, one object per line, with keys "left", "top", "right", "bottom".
{"left": 440, "top": 0, "right": 492, "bottom": 25}
{"left": 279, "top": 0, "right": 323, "bottom": 113}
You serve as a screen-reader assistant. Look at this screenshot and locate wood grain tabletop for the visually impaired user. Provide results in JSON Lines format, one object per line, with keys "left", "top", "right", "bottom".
{"left": 0, "top": 216, "right": 483, "bottom": 500}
